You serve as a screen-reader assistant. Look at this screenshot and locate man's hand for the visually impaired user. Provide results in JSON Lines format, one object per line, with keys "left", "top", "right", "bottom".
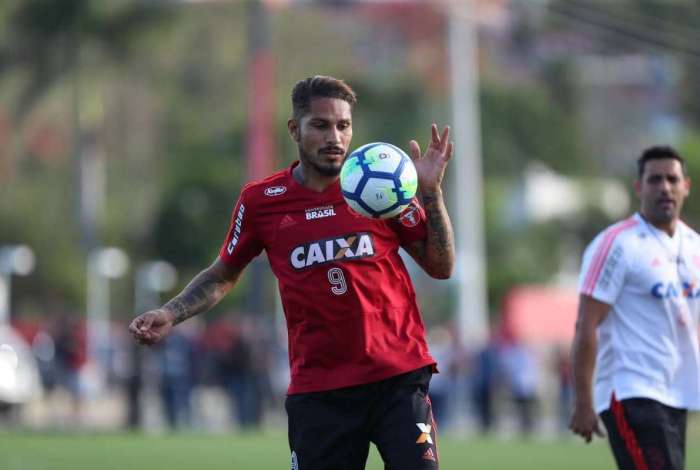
{"left": 129, "top": 309, "right": 175, "bottom": 346}
{"left": 570, "top": 295, "right": 610, "bottom": 443}
{"left": 402, "top": 123, "right": 455, "bottom": 279}
{"left": 570, "top": 402, "right": 606, "bottom": 443}
{"left": 408, "top": 124, "right": 453, "bottom": 195}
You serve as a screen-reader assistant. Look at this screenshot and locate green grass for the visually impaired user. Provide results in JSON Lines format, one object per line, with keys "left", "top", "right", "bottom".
{"left": 0, "top": 419, "right": 698, "bottom": 470}
{"left": 0, "top": 432, "right": 621, "bottom": 470}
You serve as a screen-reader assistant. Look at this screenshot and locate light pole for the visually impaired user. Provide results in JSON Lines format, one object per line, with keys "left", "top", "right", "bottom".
{"left": 448, "top": 0, "right": 488, "bottom": 348}
{"left": 86, "top": 247, "right": 129, "bottom": 392}
{"left": 0, "top": 245, "right": 36, "bottom": 324}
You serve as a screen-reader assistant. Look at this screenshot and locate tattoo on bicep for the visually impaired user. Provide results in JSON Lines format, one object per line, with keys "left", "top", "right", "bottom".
{"left": 165, "top": 271, "right": 226, "bottom": 325}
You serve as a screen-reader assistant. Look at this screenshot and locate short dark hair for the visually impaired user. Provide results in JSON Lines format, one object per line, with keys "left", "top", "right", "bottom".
{"left": 637, "top": 145, "right": 686, "bottom": 178}
{"left": 291, "top": 75, "right": 357, "bottom": 120}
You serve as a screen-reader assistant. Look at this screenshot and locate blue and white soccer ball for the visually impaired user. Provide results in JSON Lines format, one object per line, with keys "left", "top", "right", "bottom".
{"left": 339, "top": 142, "right": 418, "bottom": 219}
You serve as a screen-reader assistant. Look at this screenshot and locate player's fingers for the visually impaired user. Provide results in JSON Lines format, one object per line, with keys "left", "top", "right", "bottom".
{"left": 408, "top": 140, "right": 421, "bottom": 161}
{"left": 445, "top": 141, "right": 454, "bottom": 161}
{"left": 138, "top": 313, "right": 154, "bottom": 332}
{"left": 431, "top": 123, "right": 439, "bottom": 143}
{"left": 128, "top": 318, "right": 140, "bottom": 335}
{"left": 440, "top": 126, "right": 450, "bottom": 149}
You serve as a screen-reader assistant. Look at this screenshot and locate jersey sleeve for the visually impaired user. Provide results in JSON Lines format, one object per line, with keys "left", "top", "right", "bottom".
{"left": 578, "top": 230, "right": 627, "bottom": 305}
{"left": 218, "top": 186, "right": 263, "bottom": 268}
{"left": 388, "top": 199, "right": 428, "bottom": 246}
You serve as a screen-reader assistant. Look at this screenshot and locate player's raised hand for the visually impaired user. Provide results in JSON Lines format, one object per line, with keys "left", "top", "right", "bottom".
{"left": 128, "top": 309, "right": 175, "bottom": 346}
{"left": 408, "top": 124, "right": 454, "bottom": 195}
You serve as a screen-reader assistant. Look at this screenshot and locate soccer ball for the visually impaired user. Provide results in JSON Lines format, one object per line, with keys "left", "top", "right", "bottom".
{"left": 339, "top": 142, "right": 418, "bottom": 219}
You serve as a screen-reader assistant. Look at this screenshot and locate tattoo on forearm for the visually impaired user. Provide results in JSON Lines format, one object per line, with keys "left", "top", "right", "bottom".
{"left": 420, "top": 191, "right": 455, "bottom": 274}
{"left": 164, "top": 271, "right": 227, "bottom": 325}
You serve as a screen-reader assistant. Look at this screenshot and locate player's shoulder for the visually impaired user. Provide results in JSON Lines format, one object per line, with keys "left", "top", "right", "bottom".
{"left": 239, "top": 166, "right": 293, "bottom": 202}
{"left": 588, "top": 215, "right": 641, "bottom": 251}
{"left": 681, "top": 219, "right": 700, "bottom": 244}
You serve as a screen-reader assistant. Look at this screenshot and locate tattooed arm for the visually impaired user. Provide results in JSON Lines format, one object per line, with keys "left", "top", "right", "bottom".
{"left": 128, "top": 257, "right": 243, "bottom": 346}
{"left": 404, "top": 190, "right": 455, "bottom": 279}
{"left": 402, "top": 124, "right": 455, "bottom": 279}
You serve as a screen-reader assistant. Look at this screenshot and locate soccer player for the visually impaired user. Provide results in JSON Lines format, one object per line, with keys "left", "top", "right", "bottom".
{"left": 129, "top": 75, "right": 454, "bottom": 469}
{"left": 570, "top": 146, "right": 700, "bottom": 469}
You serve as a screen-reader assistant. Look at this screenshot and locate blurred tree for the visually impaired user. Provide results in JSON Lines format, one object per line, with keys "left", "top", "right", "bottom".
{"left": 547, "top": 0, "right": 700, "bottom": 125}
{"left": 481, "top": 82, "right": 585, "bottom": 178}
{"left": 0, "top": 0, "right": 171, "bottom": 125}
{"left": 0, "top": 0, "right": 174, "bottom": 312}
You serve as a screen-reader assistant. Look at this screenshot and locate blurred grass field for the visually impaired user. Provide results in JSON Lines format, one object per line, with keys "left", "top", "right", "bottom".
{"left": 1, "top": 421, "right": 698, "bottom": 470}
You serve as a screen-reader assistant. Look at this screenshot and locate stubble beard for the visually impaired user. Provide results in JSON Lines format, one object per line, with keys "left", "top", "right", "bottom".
{"left": 298, "top": 146, "right": 344, "bottom": 177}
{"left": 644, "top": 203, "right": 679, "bottom": 227}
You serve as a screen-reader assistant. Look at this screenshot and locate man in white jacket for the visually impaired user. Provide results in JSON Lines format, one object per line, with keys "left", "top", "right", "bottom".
{"left": 570, "top": 146, "right": 700, "bottom": 470}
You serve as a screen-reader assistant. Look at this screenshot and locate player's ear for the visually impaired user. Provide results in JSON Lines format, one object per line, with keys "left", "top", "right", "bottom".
{"left": 288, "top": 119, "right": 300, "bottom": 142}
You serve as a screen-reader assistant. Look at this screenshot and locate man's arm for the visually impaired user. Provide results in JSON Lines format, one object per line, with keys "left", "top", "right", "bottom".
{"left": 569, "top": 294, "right": 611, "bottom": 442}
{"left": 402, "top": 124, "right": 455, "bottom": 279}
{"left": 403, "top": 190, "right": 455, "bottom": 279}
{"left": 128, "top": 257, "right": 243, "bottom": 346}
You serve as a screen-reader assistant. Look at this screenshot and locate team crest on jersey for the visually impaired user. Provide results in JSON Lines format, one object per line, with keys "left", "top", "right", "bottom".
{"left": 264, "top": 185, "right": 287, "bottom": 197}
{"left": 399, "top": 203, "right": 420, "bottom": 227}
{"left": 290, "top": 233, "right": 375, "bottom": 269}
{"left": 305, "top": 205, "right": 336, "bottom": 220}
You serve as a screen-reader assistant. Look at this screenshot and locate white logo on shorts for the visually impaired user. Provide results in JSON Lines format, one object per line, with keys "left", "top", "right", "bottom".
{"left": 291, "top": 450, "right": 298, "bottom": 470}
{"left": 416, "top": 423, "right": 433, "bottom": 444}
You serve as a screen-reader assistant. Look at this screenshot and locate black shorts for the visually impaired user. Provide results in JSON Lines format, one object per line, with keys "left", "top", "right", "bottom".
{"left": 285, "top": 366, "right": 439, "bottom": 470}
{"left": 600, "top": 394, "right": 687, "bottom": 470}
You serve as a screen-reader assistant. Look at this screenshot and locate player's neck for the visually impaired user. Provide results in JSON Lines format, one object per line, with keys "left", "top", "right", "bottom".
{"left": 293, "top": 162, "right": 338, "bottom": 192}
{"left": 640, "top": 211, "right": 678, "bottom": 237}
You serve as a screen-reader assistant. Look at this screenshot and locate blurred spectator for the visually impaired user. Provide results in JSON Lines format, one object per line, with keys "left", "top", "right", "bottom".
{"left": 427, "top": 325, "right": 462, "bottom": 430}
{"left": 470, "top": 333, "right": 500, "bottom": 435}
{"left": 157, "top": 325, "right": 198, "bottom": 430}
{"left": 500, "top": 339, "right": 539, "bottom": 437}
{"left": 206, "top": 315, "right": 262, "bottom": 430}
{"left": 52, "top": 314, "right": 87, "bottom": 424}
{"left": 553, "top": 344, "right": 573, "bottom": 433}
{"left": 125, "top": 338, "right": 144, "bottom": 429}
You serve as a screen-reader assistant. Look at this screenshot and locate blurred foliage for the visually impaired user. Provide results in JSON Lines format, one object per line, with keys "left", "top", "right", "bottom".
{"left": 548, "top": 0, "right": 700, "bottom": 125}
{"left": 481, "top": 82, "right": 586, "bottom": 178}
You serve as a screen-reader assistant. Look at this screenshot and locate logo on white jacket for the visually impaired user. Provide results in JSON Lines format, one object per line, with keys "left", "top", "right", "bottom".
{"left": 290, "top": 233, "right": 375, "bottom": 269}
